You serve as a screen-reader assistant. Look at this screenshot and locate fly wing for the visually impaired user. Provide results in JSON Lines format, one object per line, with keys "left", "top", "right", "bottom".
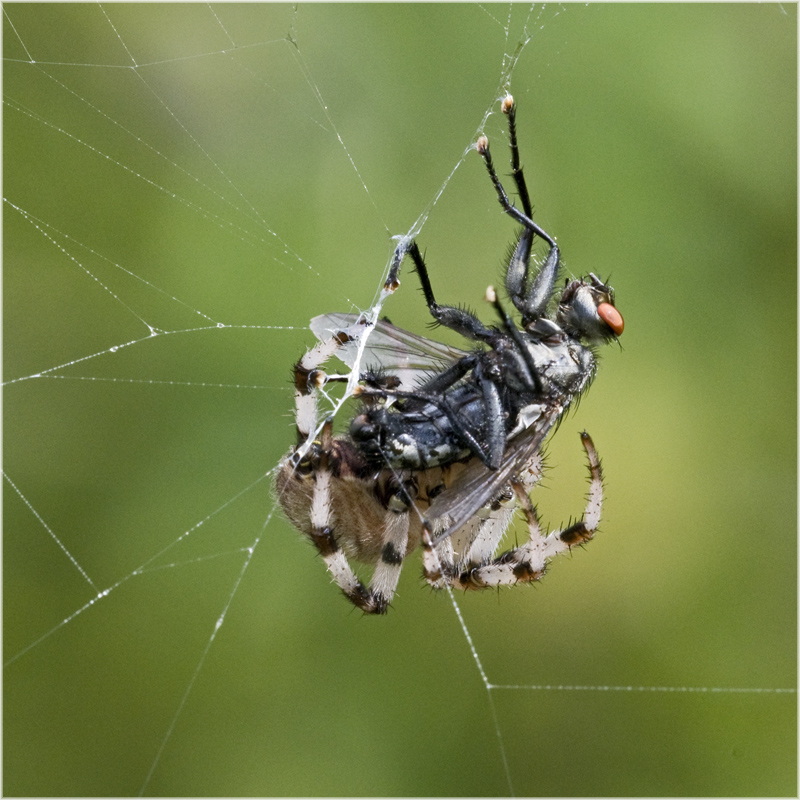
{"left": 310, "top": 312, "right": 470, "bottom": 391}
{"left": 426, "top": 404, "right": 564, "bottom": 544}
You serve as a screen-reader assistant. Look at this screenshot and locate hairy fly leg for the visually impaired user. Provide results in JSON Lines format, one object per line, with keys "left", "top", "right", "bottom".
{"left": 406, "top": 241, "right": 497, "bottom": 343}
{"left": 477, "top": 99, "right": 561, "bottom": 327}
{"left": 500, "top": 94, "right": 536, "bottom": 311}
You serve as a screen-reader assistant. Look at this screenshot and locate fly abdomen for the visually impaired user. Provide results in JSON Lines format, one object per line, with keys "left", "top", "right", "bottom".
{"left": 351, "top": 403, "right": 474, "bottom": 470}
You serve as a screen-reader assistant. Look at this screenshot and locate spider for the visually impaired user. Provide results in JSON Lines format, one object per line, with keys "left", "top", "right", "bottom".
{"left": 275, "top": 94, "right": 623, "bottom": 614}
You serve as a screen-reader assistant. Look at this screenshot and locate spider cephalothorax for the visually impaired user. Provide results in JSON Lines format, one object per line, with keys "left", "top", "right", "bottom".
{"left": 275, "top": 94, "right": 623, "bottom": 614}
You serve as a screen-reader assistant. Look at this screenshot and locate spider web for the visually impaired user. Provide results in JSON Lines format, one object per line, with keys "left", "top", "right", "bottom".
{"left": 4, "top": 4, "right": 796, "bottom": 797}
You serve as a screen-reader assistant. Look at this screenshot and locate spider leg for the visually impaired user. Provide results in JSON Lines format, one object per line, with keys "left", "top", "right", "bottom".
{"left": 306, "top": 422, "right": 410, "bottom": 615}
{"left": 420, "top": 459, "right": 539, "bottom": 589}
{"left": 420, "top": 523, "right": 454, "bottom": 590}
{"left": 366, "top": 510, "right": 411, "bottom": 610}
{"left": 424, "top": 433, "right": 602, "bottom": 590}
{"left": 486, "top": 432, "right": 601, "bottom": 581}
{"left": 292, "top": 333, "right": 351, "bottom": 444}
{"left": 287, "top": 332, "right": 413, "bottom": 614}
{"left": 540, "top": 432, "right": 602, "bottom": 558}
{"left": 457, "top": 484, "right": 521, "bottom": 572}
{"left": 421, "top": 510, "right": 520, "bottom": 590}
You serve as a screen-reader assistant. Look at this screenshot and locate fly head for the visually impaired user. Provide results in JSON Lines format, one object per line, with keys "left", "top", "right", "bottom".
{"left": 557, "top": 273, "right": 624, "bottom": 344}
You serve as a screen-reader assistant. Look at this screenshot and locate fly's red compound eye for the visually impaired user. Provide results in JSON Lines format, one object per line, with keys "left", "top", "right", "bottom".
{"left": 597, "top": 302, "right": 624, "bottom": 336}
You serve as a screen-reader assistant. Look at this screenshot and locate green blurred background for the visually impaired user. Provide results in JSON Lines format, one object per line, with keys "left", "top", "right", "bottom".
{"left": 4, "top": 4, "right": 796, "bottom": 796}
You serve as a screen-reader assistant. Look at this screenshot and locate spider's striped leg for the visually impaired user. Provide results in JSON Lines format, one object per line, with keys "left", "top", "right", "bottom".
{"left": 432, "top": 434, "right": 602, "bottom": 589}
{"left": 306, "top": 422, "right": 409, "bottom": 615}
{"left": 293, "top": 335, "right": 347, "bottom": 443}
{"left": 423, "top": 501, "right": 545, "bottom": 591}
{"left": 421, "top": 509, "right": 516, "bottom": 590}
{"left": 484, "top": 432, "right": 601, "bottom": 585}
{"left": 420, "top": 521, "right": 457, "bottom": 590}
{"left": 364, "top": 510, "right": 410, "bottom": 612}
{"left": 540, "top": 432, "right": 603, "bottom": 558}
{"left": 419, "top": 454, "right": 538, "bottom": 590}
{"left": 458, "top": 506, "right": 514, "bottom": 572}
{"left": 456, "top": 451, "right": 544, "bottom": 574}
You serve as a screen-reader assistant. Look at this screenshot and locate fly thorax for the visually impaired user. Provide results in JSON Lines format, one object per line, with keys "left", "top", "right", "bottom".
{"left": 526, "top": 338, "right": 595, "bottom": 395}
